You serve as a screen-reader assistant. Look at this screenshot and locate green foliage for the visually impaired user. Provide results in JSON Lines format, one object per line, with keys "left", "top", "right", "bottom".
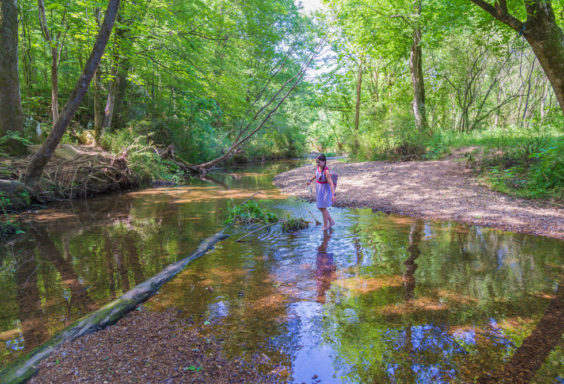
{"left": 100, "top": 128, "right": 184, "bottom": 184}
{"left": 422, "top": 124, "right": 564, "bottom": 200}
{"left": 281, "top": 217, "right": 309, "bottom": 232}
{"left": 529, "top": 139, "right": 564, "bottom": 193}
{"left": 225, "top": 199, "right": 278, "bottom": 226}
{"left": 0, "top": 131, "right": 32, "bottom": 157}
{"left": 0, "top": 192, "right": 25, "bottom": 238}
{"left": 485, "top": 137, "right": 564, "bottom": 200}
{"left": 16, "top": 0, "right": 316, "bottom": 166}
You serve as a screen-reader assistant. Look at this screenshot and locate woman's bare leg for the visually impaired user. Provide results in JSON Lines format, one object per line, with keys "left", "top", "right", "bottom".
{"left": 328, "top": 210, "right": 335, "bottom": 227}
{"left": 319, "top": 208, "right": 328, "bottom": 229}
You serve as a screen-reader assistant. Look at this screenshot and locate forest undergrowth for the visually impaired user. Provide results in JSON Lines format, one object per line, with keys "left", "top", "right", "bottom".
{"left": 346, "top": 118, "right": 564, "bottom": 202}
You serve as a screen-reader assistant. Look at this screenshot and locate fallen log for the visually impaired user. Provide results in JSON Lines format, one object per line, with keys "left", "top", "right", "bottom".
{"left": 0, "top": 230, "right": 229, "bottom": 384}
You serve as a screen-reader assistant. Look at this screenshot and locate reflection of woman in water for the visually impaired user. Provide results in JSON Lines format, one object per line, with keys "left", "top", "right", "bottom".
{"left": 316, "top": 230, "right": 337, "bottom": 304}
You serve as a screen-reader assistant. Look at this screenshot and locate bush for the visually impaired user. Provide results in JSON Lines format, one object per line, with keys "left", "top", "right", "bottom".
{"left": 100, "top": 128, "right": 184, "bottom": 184}
{"left": 281, "top": 217, "right": 309, "bottom": 232}
{"left": 0, "top": 131, "right": 32, "bottom": 156}
{"left": 528, "top": 139, "right": 564, "bottom": 197}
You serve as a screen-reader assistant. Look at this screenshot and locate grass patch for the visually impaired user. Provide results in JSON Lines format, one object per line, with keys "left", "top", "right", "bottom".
{"left": 225, "top": 199, "right": 278, "bottom": 226}
{"left": 423, "top": 123, "right": 564, "bottom": 201}
{"left": 423, "top": 123, "right": 562, "bottom": 159}
{"left": 281, "top": 217, "right": 309, "bottom": 232}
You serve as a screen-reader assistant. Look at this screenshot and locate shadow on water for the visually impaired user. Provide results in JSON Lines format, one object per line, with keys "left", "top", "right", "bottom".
{"left": 477, "top": 274, "right": 564, "bottom": 384}
{"left": 1, "top": 160, "right": 563, "bottom": 383}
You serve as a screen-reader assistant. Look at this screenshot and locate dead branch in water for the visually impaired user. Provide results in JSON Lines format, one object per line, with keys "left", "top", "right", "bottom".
{"left": 235, "top": 221, "right": 278, "bottom": 242}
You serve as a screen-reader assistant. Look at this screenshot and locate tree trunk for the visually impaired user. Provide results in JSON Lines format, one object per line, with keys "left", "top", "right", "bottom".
{"left": 0, "top": 0, "right": 24, "bottom": 136}
{"left": 111, "top": 57, "right": 130, "bottom": 130}
{"left": 410, "top": 0, "right": 428, "bottom": 133}
{"left": 25, "top": 0, "right": 121, "bottom": 188}
{"left": 103, "top": 54, "right": 130, "bottom": 131}
{"left": 19, "top": 2, "right": 33, "bottom": 94}
{"left": 38, "top": 0, "right": 61, "bottom": 122}
{"left": 94, "top": 69, "right": 104, "bottom": 143}
{"left": 93, "top": 8, "right": 103, "bottom": 143}
{"left": 102, "top": 21, "right": 122, "bottom": 132}
{"left": 540, "top": 80, "right": 548, "bottom": 120}
{"left": 469, "top": 0, "right": 564, "bottom": 115}
{"left": 494, "top": 86, "right": 501, "bottom": 126}
{"left": 50, "top": 49, "right": 60, "bottom": 122}
{"left": 524, "top": 11, "right": 564, "bottom": 114}
{"left": 354, "top": 56, "right": 364, "bottom": 155}
{"left": 102, "top": 78, "right": 117, "bottom": 131}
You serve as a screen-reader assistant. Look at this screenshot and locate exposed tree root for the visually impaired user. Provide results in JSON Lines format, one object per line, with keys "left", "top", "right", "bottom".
{"left": 1, "top": 144, "right": 140, "bottom": 209}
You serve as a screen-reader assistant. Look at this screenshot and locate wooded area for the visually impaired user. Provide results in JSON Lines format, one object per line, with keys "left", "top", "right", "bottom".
{"left": 0, "top": 0, "right": 562, "bottom": 200}
{"left": 0, "top": 2, "right": 563, "bottom": 381}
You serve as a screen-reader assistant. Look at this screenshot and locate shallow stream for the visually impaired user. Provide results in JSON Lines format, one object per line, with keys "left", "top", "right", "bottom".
{"left": 1, "top": 161, "right": 562, "bottom": 383}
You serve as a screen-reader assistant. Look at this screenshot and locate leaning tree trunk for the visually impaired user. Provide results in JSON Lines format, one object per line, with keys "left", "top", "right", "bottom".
{"left": 469, "top": 0, "right": 564, "bottom": 115}
{"left": 410, "top": 0, "right": 428, "bottom": 133}
{"left": 25, "top": 0, "right": 121, "bottom": 188}
{"left": 0, "top": 0, "right": 24, "bottom": 136}
{"left": 191, "top": 45, "right": 320, "bottom": 172}
{"left": 523, "top": 8, "right": 564, "bottom": 114}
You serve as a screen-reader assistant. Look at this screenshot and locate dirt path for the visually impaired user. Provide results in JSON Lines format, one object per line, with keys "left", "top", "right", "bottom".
{"left": 273, "top": 159, "right": 564, "bottom": 240}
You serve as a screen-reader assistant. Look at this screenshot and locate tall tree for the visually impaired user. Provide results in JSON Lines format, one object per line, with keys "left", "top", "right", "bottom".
{"left": 468, "top": 0, "right": 564, "bottom": 114}
{"left": 37, "top": 0, "right": 67, "bottom": 123}
{"left": 25, "top": 0, "right": 121, "bottom": 187}
{"left": 354, "top": 56, "right": 364, "bottom": 154}
{"left": 0, "top": 0, "right": 24, "bottom": 136}
{"left": 410, "top": 0, "right": 428, "bottom": 132}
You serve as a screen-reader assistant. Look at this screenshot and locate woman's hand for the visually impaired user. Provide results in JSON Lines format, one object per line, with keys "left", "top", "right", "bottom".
{"left": 332, "top": 194, "right": 336, "bottom": 203}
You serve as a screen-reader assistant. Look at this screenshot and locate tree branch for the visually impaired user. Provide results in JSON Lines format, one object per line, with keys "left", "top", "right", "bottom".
{"left": 468, "top": 0, "right": 524, "bottom": 31}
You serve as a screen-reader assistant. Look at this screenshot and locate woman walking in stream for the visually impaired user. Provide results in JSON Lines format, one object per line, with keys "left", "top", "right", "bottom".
{"left": 307, "top": 153, "right": 336, "bottom": 230}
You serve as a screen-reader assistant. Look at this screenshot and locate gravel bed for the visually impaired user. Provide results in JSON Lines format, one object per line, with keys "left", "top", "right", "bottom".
{"left": 30, "top": 309, "right": 283, "bottom": 384}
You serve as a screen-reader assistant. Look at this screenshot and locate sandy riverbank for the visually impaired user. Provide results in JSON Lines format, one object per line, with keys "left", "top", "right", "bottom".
{"left": 273, "top": 159, "right": 564, "bottom": 240}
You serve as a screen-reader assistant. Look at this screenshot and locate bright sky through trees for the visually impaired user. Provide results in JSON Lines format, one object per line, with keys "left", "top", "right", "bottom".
{"left": 296, "top": 0, "right": 325, "bottom": 14}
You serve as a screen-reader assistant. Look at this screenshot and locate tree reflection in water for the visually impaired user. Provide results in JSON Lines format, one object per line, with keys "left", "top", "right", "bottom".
{"left": 478, "top": 275, "right": 564, "bottom": 384}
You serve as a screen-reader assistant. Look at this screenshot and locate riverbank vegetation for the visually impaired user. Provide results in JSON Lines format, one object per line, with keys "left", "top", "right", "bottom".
{"left": 1, "top": 0, "right": 318, "bottom": 200}
{"left": 310, "top": 0, "right": 564, "bottom": 201}
{"left": 1, "top": 0, "right": 563, "bottom": 203}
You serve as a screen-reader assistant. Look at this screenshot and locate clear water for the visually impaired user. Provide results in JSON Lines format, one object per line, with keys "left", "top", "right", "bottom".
{"left": 0, "top": 160, "right": 562, "bottom": 383}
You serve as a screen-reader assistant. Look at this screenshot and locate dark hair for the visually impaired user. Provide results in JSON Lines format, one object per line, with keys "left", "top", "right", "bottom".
{"left": 316, "top": 153, "right": 327, "bottom": 175}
